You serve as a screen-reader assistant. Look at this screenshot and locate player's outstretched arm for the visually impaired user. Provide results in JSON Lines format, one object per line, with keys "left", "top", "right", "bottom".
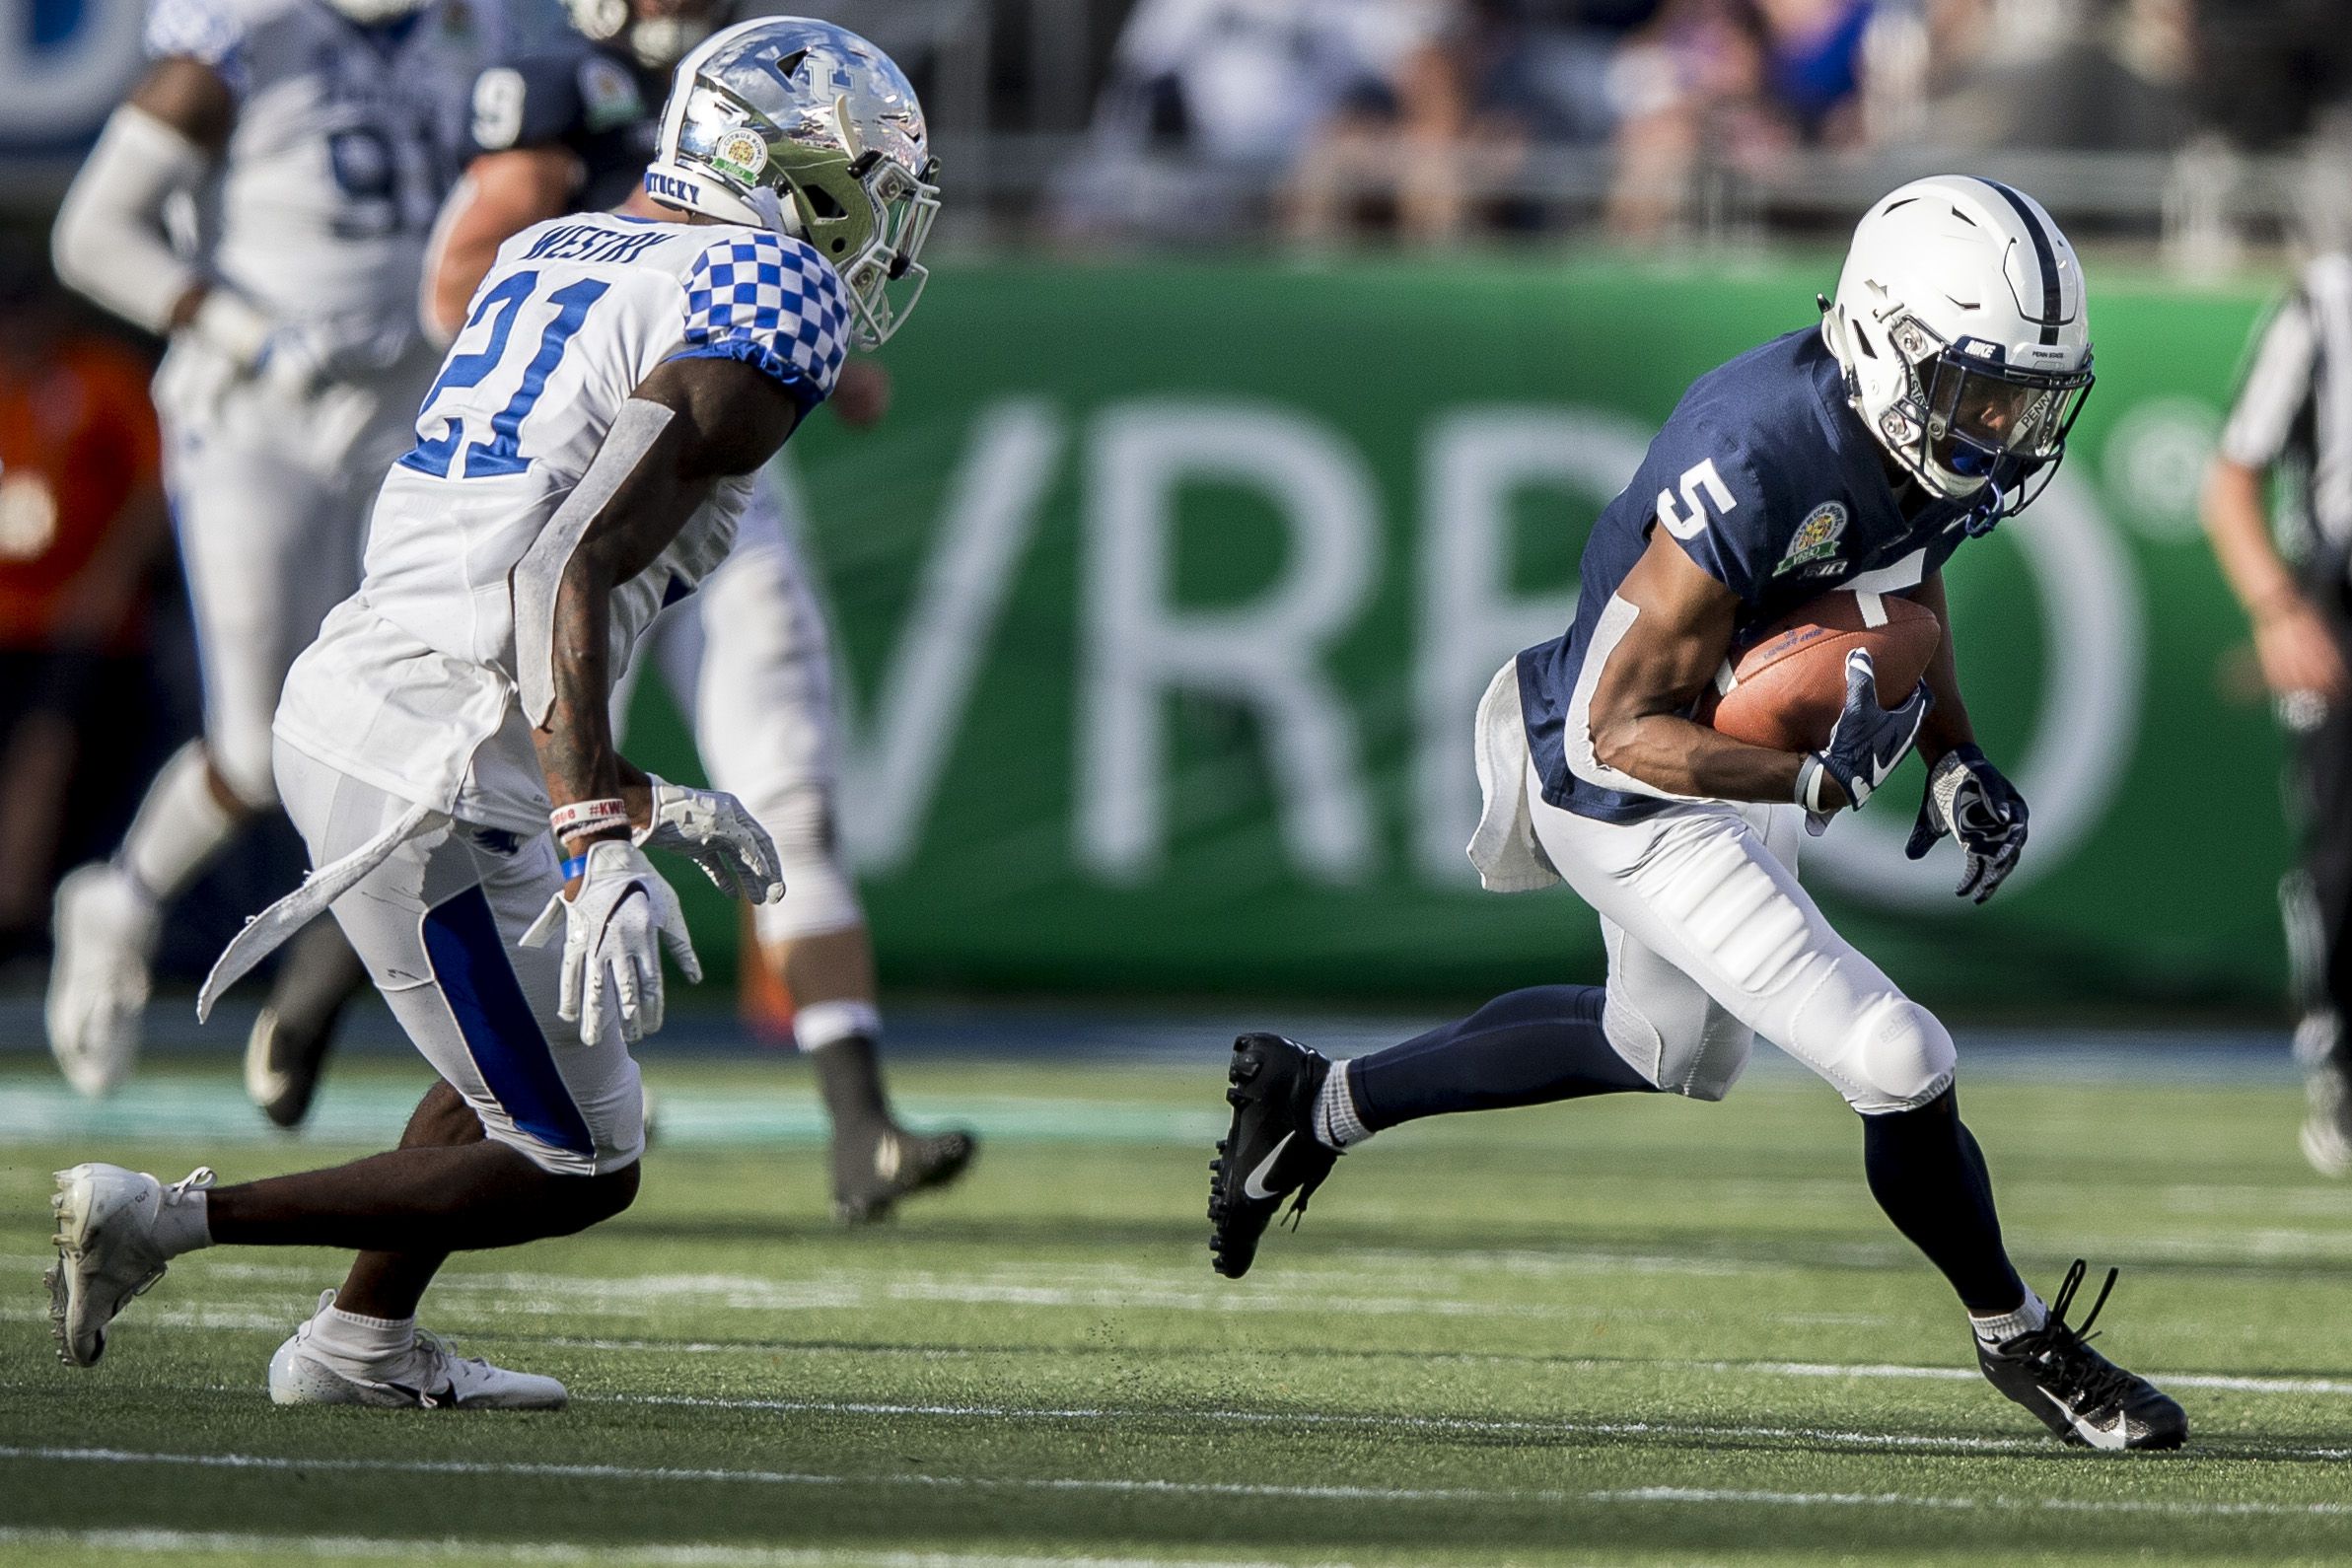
{"left": 1585, "top": 526, "right": 1856, "bottom": 808}
{"left": 527, "top": 355, "right": 802, "bottom": 831}
{"left": 515, "top": 356, "right": 798, "bottom": 1042}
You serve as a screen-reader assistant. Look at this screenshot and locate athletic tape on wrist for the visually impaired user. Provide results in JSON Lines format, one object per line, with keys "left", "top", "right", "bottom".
{"left": 1795, "top": 754, "right": 1828, "bottom": 813}
{"left": 561, "top": 854, "right": 590, "bottom": 882}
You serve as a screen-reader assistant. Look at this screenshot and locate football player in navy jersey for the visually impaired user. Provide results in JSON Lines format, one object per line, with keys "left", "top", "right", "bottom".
{"left": 242, "top": 0, "right": 978, "bottom": 1225}
{"left": 1209, "top": 177, "right": 2188, "bottom": 1451}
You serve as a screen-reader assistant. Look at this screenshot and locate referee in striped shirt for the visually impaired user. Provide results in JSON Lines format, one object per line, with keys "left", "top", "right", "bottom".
{"left": 2206, "top": 253, "right": 2352, "bottom": 1176}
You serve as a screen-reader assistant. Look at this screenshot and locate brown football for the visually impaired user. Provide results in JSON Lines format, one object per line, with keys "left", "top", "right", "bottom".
{"left": 1696, "top": 590, "right": 1942, "bottom": 753}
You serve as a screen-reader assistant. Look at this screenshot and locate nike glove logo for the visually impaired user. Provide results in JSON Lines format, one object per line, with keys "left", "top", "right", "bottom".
{"left": 1242, "top": 1133, "right": 1295, "bottom": 1201}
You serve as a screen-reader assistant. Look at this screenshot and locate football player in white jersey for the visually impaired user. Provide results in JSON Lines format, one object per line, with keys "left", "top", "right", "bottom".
{"left": 43, "top": 0, "right": 502, "bottom": 1097}
{"left": 241, "top": 0, "right": 976, "bottom": 1226}
{"left": 42, "top": 19, "right": 941, "bottom": 1408}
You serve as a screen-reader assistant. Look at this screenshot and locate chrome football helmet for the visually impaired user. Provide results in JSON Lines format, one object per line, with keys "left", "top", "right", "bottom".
{"left": 1822, "top": 175, "right": 2095, "bottom": 529}
{"left": 646, "top": 17, "right": 939, "bottom": 347}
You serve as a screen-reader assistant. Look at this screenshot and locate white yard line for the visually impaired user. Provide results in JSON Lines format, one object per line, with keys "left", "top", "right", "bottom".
{"left": 2, "top": 1446, "right": 2349, "bottom": 1522}
{"left": 0, "top": 1530, "right": 1319, "bottom": 1568}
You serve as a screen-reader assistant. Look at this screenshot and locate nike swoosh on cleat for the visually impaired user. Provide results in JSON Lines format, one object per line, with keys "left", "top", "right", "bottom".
{"left": 1241, "top": 1133, "right": 1294, "bottom": 1201}
{"left": 2041, "top": 1390, "right": 2128, "bottom": 1451}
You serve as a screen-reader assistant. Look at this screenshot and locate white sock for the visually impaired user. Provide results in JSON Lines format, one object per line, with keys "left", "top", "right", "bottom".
{"left": 117, "top": 742, "right": 239, "bottom": 903}
{"left": 796, "top": 998, "right": 883, "bottom": 1053}
{"left": 308, "top": 1298, "right": 417, "bottom": 1369}
{"left": 150, "top": 1187, "right": 212, "bottom": 1258}
{"left": 1970, "top": 1289, "right": 2048, "bottom": 1349}
{"left": 1313, "top": 1060, "right": 1372, "bottom": 1150}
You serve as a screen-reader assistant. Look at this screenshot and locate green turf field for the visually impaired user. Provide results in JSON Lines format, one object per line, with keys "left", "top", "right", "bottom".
{"left": 1, "top": 1046, "right": 2349, "bottom": 1566}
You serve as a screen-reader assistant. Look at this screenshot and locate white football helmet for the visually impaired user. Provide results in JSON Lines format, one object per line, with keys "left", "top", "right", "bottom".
{"left": 1821, "top": 176, "right": 2094, "bottom": 528}
{"left": 645, "top": 18, "right": 939, "bottom": 347}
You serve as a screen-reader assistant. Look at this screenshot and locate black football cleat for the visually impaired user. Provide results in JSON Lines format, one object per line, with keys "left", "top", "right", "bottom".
{"left": 1208, "top": 1033, "right": 1338, "bottom": 1280}
{"left": 1976, "top": 1259, "right": 2187, "bottom": 1451}
{"left": 244, "top": 918, "right": 370, "bottom": 1129}
{"left": 833, "top": 1125, "right": 978, "bottom": 1225}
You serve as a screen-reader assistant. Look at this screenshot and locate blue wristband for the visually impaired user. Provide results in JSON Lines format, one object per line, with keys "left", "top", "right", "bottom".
{"left": 561, "top": 854, "right": 590, "bottom": 882}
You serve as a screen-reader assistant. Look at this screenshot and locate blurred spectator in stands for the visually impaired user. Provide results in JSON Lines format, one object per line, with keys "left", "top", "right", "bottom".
{"left": 1059, "top": 0, "right": 1451, "bottom": 240}
{"left": 1604, "top": 0, "right": 1801, "bottom": 242}
{"left": 0, "top": 244, "right": 169, "bottom": 961}
{"left": 1287, "top": 0, "right": 1663, "bottom": 244}
{"left": 1868, "top": 0, "right": 2192, "bottom": 153}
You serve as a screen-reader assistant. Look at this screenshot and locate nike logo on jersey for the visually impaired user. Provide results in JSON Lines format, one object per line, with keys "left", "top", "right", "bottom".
{"left": 1242, "top": 1134, "right": 1295, "bottom": 1201}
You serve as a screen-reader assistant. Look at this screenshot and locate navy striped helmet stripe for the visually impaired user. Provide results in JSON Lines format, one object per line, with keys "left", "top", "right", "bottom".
{"left": 1976, "top": 177, "right": 2065, "bottom": 346}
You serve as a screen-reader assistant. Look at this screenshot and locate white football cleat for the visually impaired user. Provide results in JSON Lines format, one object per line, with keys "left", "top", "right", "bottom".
{"left": 2302, "top": 1067, "right": 2352, "bottom": 1178}
{"left": 46, "top": 863, "right": 161, "bottom": 1098}
{"left": 45, "top": 1163, "right": 213, "bottom": 1368}
{"left": 269, "top": 1291, "right": 568, "bottom": 1409}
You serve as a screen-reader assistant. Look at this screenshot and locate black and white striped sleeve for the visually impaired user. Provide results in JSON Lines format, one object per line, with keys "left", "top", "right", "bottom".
{"left": 2220, "top": 293, "right": 2317, "bottom": 469}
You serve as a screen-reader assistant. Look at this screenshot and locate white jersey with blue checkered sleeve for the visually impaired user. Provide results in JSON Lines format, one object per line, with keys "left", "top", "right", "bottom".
{"left": 273, "top": 213, "right": 854, "bottom": 833}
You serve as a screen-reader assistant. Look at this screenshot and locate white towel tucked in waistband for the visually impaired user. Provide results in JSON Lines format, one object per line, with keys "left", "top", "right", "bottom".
{"left": 194, "top": 800, "right": 445, "bottom": 1023}
{"left": 1465, "top": 658, "right": 1561, "bottom": 893}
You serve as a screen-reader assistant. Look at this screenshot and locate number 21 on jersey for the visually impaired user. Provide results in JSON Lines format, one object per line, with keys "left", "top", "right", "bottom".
{"left": 401, "top": 270, "right": 607, "bottom": 480}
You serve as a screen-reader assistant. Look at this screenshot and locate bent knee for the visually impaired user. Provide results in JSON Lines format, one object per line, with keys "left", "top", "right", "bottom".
{"left": 545, "top": 1162, "right": 639, "bottom": 1237}
{"left": 1843, "top": 997, "right": 1955, "bottom": 1114}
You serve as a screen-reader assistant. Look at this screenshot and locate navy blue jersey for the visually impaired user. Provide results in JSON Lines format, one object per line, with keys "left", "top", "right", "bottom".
{"left": 1520, "top": 327, "right": 1973, "bottom": 822}
{"left": 467, "top": 38, "right": 658, "bottom": 210}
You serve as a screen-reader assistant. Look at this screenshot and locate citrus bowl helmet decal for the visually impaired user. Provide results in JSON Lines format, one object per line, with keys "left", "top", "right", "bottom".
{"left": 1822, "top": 176, "right": 2095, "bottom": 531}
{"left": 645, "top": 17, "right": 939, "bottom": 347}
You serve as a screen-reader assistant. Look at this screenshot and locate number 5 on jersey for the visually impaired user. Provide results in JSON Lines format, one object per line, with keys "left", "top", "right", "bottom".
{"left": 1655, "top": 458, "right": 1738, "bottom": 540}
{"left": 402, "top": 271, "right": 609, "bottom": 480}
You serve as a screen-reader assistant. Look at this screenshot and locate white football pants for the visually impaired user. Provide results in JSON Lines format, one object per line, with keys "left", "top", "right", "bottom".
{"left": 160, "top": 365, "right": 430, "bottom": 809}
{"left": 1526, "top": 759, "right": 1956, "bottom": 1115}
{"left": 276, "top": 738, "right": 646, "bottom": 1176}
{"left": 612, "top": 467, "right": 863, "bottom": 945}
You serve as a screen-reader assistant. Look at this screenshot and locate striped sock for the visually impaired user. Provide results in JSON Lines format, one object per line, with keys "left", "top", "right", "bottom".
{"left": 1313, "top": 1060, "right": 1372, "bottom": 1151}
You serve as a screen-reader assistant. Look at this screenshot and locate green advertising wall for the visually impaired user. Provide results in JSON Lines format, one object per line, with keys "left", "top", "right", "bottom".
{"left": 629, "top": 254, "right": 2293, "bottom": 1013}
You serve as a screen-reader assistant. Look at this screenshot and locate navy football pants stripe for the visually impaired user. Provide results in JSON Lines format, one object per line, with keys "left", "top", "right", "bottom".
{"left": 420, "top": 884, "right": 596, "bottom": 1156}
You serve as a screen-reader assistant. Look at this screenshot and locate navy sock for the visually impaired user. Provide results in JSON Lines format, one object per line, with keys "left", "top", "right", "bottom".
{"left": 1861, "top": 1087, "right": 2026, "bottom": 1314}
{"left": 1350, "top": 985, "right": 1657, "bottom": 1133}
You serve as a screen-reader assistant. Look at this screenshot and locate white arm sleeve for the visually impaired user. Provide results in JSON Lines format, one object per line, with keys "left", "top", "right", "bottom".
{"left": 512, "top": 398, "right": 678, "bottom": 729}
{"left": 51, "top": 104, "right": 212, "bottom": 335}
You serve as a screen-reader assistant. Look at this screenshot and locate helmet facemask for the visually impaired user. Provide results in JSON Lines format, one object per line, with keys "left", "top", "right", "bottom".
{"left": 1869, "top": 310, "right": 2094, "bottom": 524}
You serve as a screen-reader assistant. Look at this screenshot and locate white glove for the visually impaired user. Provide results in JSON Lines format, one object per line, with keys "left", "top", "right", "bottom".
{"left": 520, "top": 839, "right": 701, "bottom": 1045}
{"left": 633, "top": 775, "right": 786, "bottom": 903}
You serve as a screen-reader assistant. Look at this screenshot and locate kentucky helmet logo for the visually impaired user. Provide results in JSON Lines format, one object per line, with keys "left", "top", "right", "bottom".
{"left": 1775, "top": 501, "right": 1849, "bottom": 577}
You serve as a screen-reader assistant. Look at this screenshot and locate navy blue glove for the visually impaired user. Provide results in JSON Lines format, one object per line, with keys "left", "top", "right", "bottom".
{"left": 1796, "top": 649, "right": 1932, "bottom": 836}
{"left": 1904, "top": 742, "right": 2029, "bottom": 904}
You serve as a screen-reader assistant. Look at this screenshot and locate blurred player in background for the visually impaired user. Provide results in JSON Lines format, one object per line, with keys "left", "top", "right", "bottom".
{"left": 0, "top": 244, "right": 169, "bottom": 957}
{"left": 2203, "top": 249, "right": 2352, "bottom": 1176}
{"left": 44, "top": 18, "right": 938, "bottom": 1407}
{"left": 240, "top": 0, "right": 976, "bottom": 1225}
{"left": 42, "top": 0, "right": 501, "bottom": 1098}
{"left": 1209, "top": 177, "right": 2188, "bottom": 1451}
